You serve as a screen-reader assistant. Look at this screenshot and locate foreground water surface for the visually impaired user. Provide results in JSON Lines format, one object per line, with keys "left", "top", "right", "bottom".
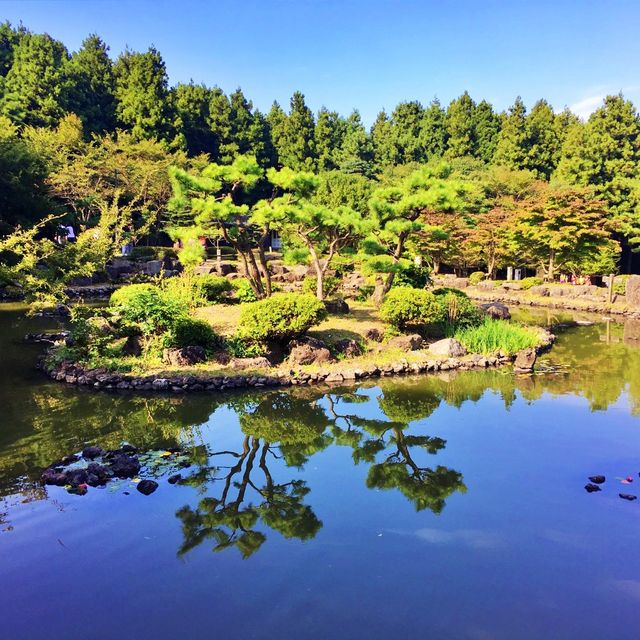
{"left": 1, "top": 304, "right": 640, "bottom": 639}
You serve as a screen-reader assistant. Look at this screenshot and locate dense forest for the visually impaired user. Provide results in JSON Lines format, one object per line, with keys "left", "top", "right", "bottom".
{"left": 2, "top": 21, "right": 640, "bottom": 302}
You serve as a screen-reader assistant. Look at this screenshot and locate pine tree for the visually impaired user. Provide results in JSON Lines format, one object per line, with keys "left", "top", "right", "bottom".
{"left": 315, "top": 107, "right": 344, "bottom": 171}
{"left": 419, "top": 98, "right": 447, "bottom": 160}
{"left": 493, "top": 97, "right": 528, "bottom": 169}
{"left": 445, "top": 92, "right": 476, "bottom": 158}
{"left": 280, "top": 91, "right": 316, "bottom": 170}
{"left": 391, "top": 100, "right": 425, "bottom": 163}
{"left": 473, "top": 99, "right": 500, "bottom": 163}
{"left": 371, "top": 110, "right": 398, "bottom": 169}
{"left": 1, "top": 32, "right": 69, "bottom": 127}
{"left": 113, "top": 47, "right": 173, "bottom": 142}
{"left": 338, "top": 110, "right": 373, "bottom": 175}
{"left": 65, "top": 34, "right": 116, "bottom": 135}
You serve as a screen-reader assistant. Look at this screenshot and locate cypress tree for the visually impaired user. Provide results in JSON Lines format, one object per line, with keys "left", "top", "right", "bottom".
{"left": 266, "top": 100, "right": 287, "bottom": 167}
{"left": 445, "top": 92, "right": 476, "bottom": 158}
{"left": 419, "top": 98, "right": 447, "bottom": 160}
{"left": 473, "top": 99, "right": 500, "bottom": 163}
{"left": 280, "top": 91, "right": 316, "bottom": 170}
{"left": 338, "top": 110, "right": 374, "bottom": 175}
{"left": 315, "top": 107, "right": 344, "bottom": 171}
{"left": 172, "top": 82, "right": 215, "bottom": 156}
{"left": 391, "top": 100, "right": 425, "bottom": 163}
{"left": 493, "top": 97, "right": 528, "bottom": 169}
{"left": 371, "top": 109, "right": 398, "bottom": 169}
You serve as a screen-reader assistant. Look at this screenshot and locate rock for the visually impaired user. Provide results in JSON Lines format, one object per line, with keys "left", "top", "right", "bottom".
{"left": 513, "top": 347, "right": 537, "bottom": 373}
{"left": 86, "top": 462, "right": 110, "bottom": 485}
{"left": 162, "top": 346, "right": 206, "bottom": 367}
{"left": 143, "top": 260, "right": 163, "bottom": 276}
{"left": 364, "top": 327, "right": 383, "bottom": 342}
{"left": 65, "top": 468, "right": 88, "bottom": 486}
{"left": 109, "top": 453, "right": 141, "bottom": 479}
{"left": 288, "top": 336, "right": 334, "bottom": 366}
{"left": 168, "top": 474, "right": 182, "bottom": 485}
{"left": 584, "top": 483, "right": 601, "bottom": 493}
{"left": 324, "top": 299, "right": 349, "bottom": 314}
{"left": 122, "top": 335, "right": 143, "bottom": 357}
{"left": 61, "top": 454, "right": 79, "bottom": 465}
{"left": 619, "top": 493, "right": 637, "bottom": 501}
{"left": 334, "top": 338, "right": 362, "bottom": 358}
{"left": 229, "top": 357, "right": 272, "bottom": 370}
{"left": 428, "top": 338, "right": 466, "bottom": 357}
{"left": 325, "top": 372, "right": 344, "bottom": 383}
{"left": 480, "top": 302, "right": 511, "bottom": 320}
{"left": 120, "top": 444, "right": 137, "bottom": 454}
{"left": 588, "top": 475, "right": 606, "bottom": 484}
{"left": 88, "top": 316, "right": 114, "bottom": 336}
{"left": 628, "top": 275, "right": 640, "bottom": 307}
{"left": 82, "top": 445, "right": 104, "bottom": 459}
{"left": 68, "top": 485, "right": 88, "bottom": 496}
{"left": 530, "top": 285, "right": 550, "bottom": 297}
{"left": 136, "top": 479, "right": 159, "bottom": 495}
{"left": 152, "top": 378, "right": 170, "bottom": 390}
{"left": 41, "top": 468, "right": 68, "bottom": 486}
{"left": 388, "top": 334, "right": 424, "bottom": 352}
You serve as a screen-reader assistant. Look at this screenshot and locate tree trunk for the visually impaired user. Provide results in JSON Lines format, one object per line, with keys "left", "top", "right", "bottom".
{"left": 381, "top": 232, "right": 408, "bottom": 296}
{"left": 257, "top": 229, "right": 273, "bottom": 297}
{"left": 548, "top": 249, "right": 555, "bottom": 282}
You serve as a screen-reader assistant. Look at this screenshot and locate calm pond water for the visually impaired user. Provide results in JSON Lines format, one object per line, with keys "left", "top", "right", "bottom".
{"left": 1, "top": 303, "right": 640, "bottom": 639}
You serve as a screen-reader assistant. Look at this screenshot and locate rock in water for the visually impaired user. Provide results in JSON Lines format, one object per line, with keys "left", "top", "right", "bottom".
{"left": 588, "top": 475, "right": 606, "bottom": 484}
{"left": 619, "top": 493, "right": 637, "bottom": 501}
{"left": 514, "top": 348, "right": 537, "bottom": 373}
{"left": 167, "top": 474, "right": 182, "bottom": 485}
{"left": 41, "top": 468, "right": 68, "bottom": 486}
{"left": 585, "top": 483, "right": 602, "bottom": 493}
{"left": 137, "top": 480, "right": 159, "bottom": 495}
{"left": 82, "top": 445, "right": 104, "bottom": 460}
{"left": 109, "top": 453, "right": 141, "bottom": 479}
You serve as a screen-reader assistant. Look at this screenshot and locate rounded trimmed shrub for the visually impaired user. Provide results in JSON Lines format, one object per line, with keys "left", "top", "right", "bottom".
{"left": 236, "top": 293, "right": 328, "bottom": 343}
{"left": 232, "top": 278, "right": 258, "bottom": 303}
{"left": 469, "top": 271, "right": 486, "bottom": 286}
{"left": 166, "top": 317, "right": 221, "bottom": 350}
{"left": 195, "top": 274, "right": 233, "bottom": 303}
{"left": 379, "top": 286, "right": 442, "bottom": 330}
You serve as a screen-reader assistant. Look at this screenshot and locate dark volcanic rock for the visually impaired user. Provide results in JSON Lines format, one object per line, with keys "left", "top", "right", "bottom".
{"left": 65, "top": 468, "right": 88, "bottom": 486}
{"left": 41, "top": 468, "right": 68, "bottom": 486}
{"left": 109, "top": 453, "right": 141, "bottom": 478}
{"left": 513, "top": 348, "right": 537, "bottom": 373}
{"left": 288, "top": 336, "right": 334, "bottom": 366}
{"left": 162, "top": 346, "right": 206, "bottom": 366}
{"left": 167, "top": 474, "right": 182, "bottom": 485}
{"left": 584, "top": 483, "right": 601, "bottom": 493}
{"left": 619, "top": 493, "right": 638, "bottom": 501}
{"left": 334, "top": 338, "right": 363, "bottom": 359}
{"left": 137, "top": 479, "right": 159, "bottom": 495}
{"left": 364, "top": 327, "right": 383, "bottom": 342}
{"left": 82, "top": 446, "right": 104, "bottom": 460}
{"left": 324, "top": 299, "right": 349, "bottom": 314}
{"left": 588, "top": 475, "right": 605, "bottom": 484}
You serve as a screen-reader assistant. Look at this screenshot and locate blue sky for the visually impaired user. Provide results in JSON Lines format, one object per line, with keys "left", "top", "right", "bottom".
{"left": 2, "top": 0, "right": 639, "bottom": 125}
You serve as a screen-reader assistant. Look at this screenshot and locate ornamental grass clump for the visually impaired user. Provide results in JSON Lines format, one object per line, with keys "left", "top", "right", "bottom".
{"left": 236, "top": 293, "right": 327, "bottom": 344}
{"left": 454, "top": 319, "right": 540, "bottom": 355}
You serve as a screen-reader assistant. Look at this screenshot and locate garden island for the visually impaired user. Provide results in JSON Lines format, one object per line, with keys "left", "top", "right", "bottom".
{"left": 2, "top": 6, "right": 640, "bottom": 640}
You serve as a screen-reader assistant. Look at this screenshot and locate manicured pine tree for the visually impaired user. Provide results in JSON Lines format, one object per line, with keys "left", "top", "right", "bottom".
{"left": 65, "top": 34, "right": 116, "bottom": 136}
{"left": 492, "top": 96, "right": 528, "bottom": 169}
{"left": 419, "top": 98, "right": 448, "bottom": 160}
{"left": 445, "top": 92, "right": 476, "bottom": 159}
{"left": 315, "top": 107, "right": 345, "bottom": 171}
{"left": 113, "top": 47, "right": 174, "bottom": 142}
{"left": 0, "top": 32, "right": 69, "bottom": 128}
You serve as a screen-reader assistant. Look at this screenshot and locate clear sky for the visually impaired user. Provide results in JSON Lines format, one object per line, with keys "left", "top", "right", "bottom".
{"left": 2, "top": 0, "right": 639, "bottom": 125}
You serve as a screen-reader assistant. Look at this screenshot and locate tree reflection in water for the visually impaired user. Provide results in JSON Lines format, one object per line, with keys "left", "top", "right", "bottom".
{"left": 175, "top": 387, "right": 465, "bottom": 557}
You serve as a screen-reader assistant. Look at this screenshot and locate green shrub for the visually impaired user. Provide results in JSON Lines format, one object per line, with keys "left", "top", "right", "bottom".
{"left": 302, "top": 275, "right": 340, "bottom": 298}
{"left": 236, "top": 293, "right": 328, "bottom": 343}
{"left": 162, "top": 274, "right": 207, "bottom": 310}
{"left": 431, "top": 287, "right": 469, "bottom": 298}
{"left": 393, "top": 263, "right": 431, "bottom": 289}
{"left": 379, "top": 286, "right": 442, "bottom": 330}
{"left": 109, "top": 283, "right": 188, "bottom": 336}
{"left": 469, "top": 271, "right": 486, "bottom": 286}
{"left": 434, "top": 288, "right": 482, "bottom": 332}
{"left": 165, "top": 317, "right": 221, "bottom": 350}
{"left": 519, "top": 276, "right": 543, "bottom": 290}
{"left": 356, "top": 284, "right": 375, "bottom": 301}
{"left": 195, "top": 274, "right": 233, "bottom": 303}
{"left": 455, "top": 319, "right": 541, "bottom": 355}
{"left": 232, "top": 278, "right": 258, "bottom": 303}
{"left": 614, "top": 275, "right": 629, "bottom": 295}
{"left": 225, "top": 335, "right": 266, "bottom": 358}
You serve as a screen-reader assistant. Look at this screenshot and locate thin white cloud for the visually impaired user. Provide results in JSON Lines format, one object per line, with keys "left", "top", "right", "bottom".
{"left": 570, "top": 95, "right": 605, "bottom": 120}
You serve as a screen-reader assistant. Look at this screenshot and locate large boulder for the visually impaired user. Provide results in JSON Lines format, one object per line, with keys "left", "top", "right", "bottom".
{"left": 324, "top": 299, "right": 349, "bottom": 314}
{"left": 513, "top": 347, "right": 537, "bottom": 373}
{"left": 162, "top": 346, "right": 206, "bottom": 366}
{"left": 388, "top": 334, "right": 424, "bottom": 351}
{"left": 364, "top": 327, "right": 384, "bottom": 342}
{"left": 480, "top": 302, "right": 511, "bottom": 320}
{"left": 428, "top": 338, "right": 466, "bottom": 357}
{"left": 122, "top": 335, "right": 143, "bottom": 357}
{"left": 334, "top": 338, "right": 363, "bottom": 359}
{"left": 288, "top": 336, "right": 334, "bottom": 365}
{"left": 229, "top": 357, "right": 272, "bottom": 370}
{"left": 627, "top": 275, "right": 640, "bottom": 307}
{"left": 143, "top": 260, "right": 163, "bottom": 276}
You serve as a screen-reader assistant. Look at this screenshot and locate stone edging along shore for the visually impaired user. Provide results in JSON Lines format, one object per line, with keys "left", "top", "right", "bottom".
{"left": 38, "top": 332, "right": 555, "bottom": 394}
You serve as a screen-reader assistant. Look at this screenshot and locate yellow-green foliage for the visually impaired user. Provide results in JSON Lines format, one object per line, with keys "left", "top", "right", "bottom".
{"left": 455, "top": 319, "right": 540, "bottom": 355}
{"left": 379, "top": 286, "right": 441, "bottom": 330}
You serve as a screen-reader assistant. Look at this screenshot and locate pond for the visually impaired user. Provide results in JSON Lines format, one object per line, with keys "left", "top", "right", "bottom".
{"left": 1, "top": 304, "right": 640, "bottom": 639}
